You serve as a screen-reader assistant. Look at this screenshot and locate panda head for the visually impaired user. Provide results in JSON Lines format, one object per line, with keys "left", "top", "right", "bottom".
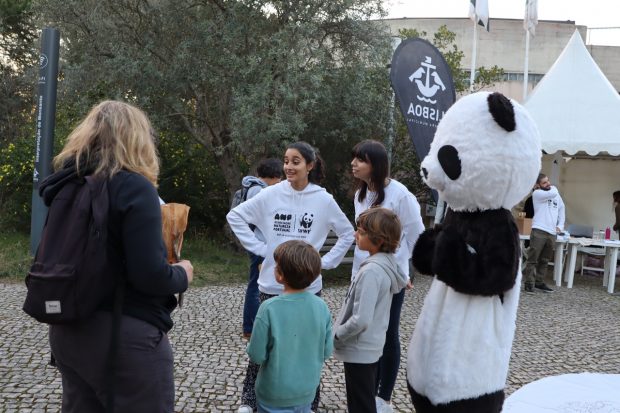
{"left": 421, "top": 92, "right": 541, "bottom": 212}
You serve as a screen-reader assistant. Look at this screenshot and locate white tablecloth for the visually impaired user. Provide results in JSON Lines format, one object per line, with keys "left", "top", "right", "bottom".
{"left": 504, "top": 373, "right": 620, "bottom": 412}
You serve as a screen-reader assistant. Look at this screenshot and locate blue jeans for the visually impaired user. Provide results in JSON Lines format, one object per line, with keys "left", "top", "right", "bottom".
{"left": 257, "top": 401, "right": 311, "bottom": 413}
{"left": 243, "top": 252, "right": 264, "bottom": 335}
{"left": 376, "top": 288, "right": 405, "bottom": 401}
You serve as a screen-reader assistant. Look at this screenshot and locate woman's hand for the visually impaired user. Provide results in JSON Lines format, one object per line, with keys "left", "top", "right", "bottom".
{"left": 174, "top": 260, "right": 194, "bottom": 283}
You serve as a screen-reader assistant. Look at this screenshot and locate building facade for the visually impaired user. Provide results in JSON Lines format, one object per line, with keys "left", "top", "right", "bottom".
{"left": 383, "top": 18, "right": 620, "bottom": 102}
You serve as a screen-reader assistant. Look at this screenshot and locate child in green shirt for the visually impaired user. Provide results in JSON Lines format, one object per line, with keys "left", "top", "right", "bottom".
{"left": 246, "top": 240, "right": 333, "bottom": 413}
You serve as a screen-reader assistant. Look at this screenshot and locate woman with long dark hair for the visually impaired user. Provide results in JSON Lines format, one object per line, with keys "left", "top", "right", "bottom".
{"left": 350, "top": 139, "right": 425, "bottom": 413}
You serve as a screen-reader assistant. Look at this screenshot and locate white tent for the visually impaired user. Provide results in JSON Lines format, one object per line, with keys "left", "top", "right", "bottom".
{"left": 525, "top": 30, "right": 620, "bottom": 156}
{"left": 525, "top": 30, "right": 620, "bottom": 233}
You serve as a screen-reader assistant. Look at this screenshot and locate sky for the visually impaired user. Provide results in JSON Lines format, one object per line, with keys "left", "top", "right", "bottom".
{"left": 385, "top": 0, "right": 620, "bottom": 45}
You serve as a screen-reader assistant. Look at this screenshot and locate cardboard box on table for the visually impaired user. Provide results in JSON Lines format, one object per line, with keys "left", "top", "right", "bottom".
{"left": 515, "top": 215, "right": 532, "bottom": 235}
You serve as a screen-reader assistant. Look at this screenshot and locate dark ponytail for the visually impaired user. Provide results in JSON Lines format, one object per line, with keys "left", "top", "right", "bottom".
{"left": 287, "top": 141, "right": 325, "bottom": 185}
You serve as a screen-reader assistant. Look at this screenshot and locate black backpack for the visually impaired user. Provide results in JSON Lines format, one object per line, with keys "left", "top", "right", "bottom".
{"left": 23, "top": 175, "right": 121, "bottom": 324}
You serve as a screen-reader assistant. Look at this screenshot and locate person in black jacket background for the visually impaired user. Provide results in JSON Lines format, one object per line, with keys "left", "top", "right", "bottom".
{"left": 46, "top": 100, "right": 193, "bottom": 412}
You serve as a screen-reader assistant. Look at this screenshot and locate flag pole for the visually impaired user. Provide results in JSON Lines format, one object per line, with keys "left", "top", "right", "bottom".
{"left": 469, "top": 19, "right": 477, "bottom": 92}
{"left": 523, "top": 30, "right": 530, "bottom": 101}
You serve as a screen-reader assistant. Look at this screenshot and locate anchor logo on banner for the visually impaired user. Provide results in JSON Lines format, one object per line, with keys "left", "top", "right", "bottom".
{"left": 390, "top": 38, "right": 455, "bottom": 202}
{"left": 409, "top": 56, "right": 446, "bottom": 104}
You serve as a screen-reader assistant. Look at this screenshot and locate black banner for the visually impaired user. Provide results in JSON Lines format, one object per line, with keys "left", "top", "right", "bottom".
{"left": 30, "top": 27, "right": 60, "bottom": 254}
{"left": 390, "top": 37, "right": 455, "bottom": 202}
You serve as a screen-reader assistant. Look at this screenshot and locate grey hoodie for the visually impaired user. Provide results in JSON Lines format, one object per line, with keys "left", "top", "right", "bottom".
{"left": 333, "top": 252, "right": 407, "bottom": 363}
{"left": 241, "top": 176, "right": 267, "bottom": 240}
{"left": 242, "top": 175, "right": 267, "bottom": 200}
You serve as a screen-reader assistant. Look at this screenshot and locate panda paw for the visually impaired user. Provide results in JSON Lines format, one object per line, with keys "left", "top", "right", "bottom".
{"left": 412, "top": 227, "right": 441, "bottom": 275}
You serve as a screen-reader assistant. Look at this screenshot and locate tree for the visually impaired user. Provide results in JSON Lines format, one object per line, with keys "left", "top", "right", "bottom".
{"left": 33, "top": 0, "right": 393, "bottom": 210}
{"left": 1, "top": 0, "right": 36, "bottom": 145}
{"left": 0, "top": 0, "right": 37, "bottom": 231}
{"left": 0, "top": 0, "right": 36, "bottom": 68}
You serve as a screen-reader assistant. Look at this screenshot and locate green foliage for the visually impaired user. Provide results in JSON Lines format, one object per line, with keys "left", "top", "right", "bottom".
{"left": 0, "top": 131, "right": 35, "bottom": 231}
{"left": 0, "top": 0, "right": 36, "bottom": 68}
{"left": 157, "top": 131, "right": 231, "bottom": 229}
{"left": 32, "top": 0, "right": 393, "bottom": 220}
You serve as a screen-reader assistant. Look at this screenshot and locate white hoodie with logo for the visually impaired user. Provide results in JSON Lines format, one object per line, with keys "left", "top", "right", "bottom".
{"left": 227, "top": 180, "right": 355, "bottom": 295}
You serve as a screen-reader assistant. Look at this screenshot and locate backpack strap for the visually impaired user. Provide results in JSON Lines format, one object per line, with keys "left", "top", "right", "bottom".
{"left": 84, "top": 176, "right": 125, "bottom": 413}
{"left": 243, "top": 181, "right": 263, "bottom": 202}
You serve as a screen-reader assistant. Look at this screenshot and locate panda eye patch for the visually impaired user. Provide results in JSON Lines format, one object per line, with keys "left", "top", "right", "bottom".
{"left": 438, "top": 145, "right": 461, "bottom": 180}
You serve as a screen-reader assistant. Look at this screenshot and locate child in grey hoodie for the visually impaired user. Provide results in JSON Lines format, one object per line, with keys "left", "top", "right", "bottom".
{"left": 333, "top": 207, "right": 407, "bottom": 413}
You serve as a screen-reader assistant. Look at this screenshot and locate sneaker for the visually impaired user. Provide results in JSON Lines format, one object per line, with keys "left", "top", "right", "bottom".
{"left": 535, "top": 282, "right": 554, "bottom": 293}
{"left": 376, "top": 397, "right": 394, "bottom": 413}
{"left": 237, "top": 405, "right": 253, "bottom": 413}
{"left": 523, "top": 284, "right": 535, "bottom": 294}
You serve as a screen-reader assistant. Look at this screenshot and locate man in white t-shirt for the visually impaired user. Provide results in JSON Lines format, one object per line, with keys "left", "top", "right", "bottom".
{"left": 523, "top": 173, "right": 565, "bottom": 293}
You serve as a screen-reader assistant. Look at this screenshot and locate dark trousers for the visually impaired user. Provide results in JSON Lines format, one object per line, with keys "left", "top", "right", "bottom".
{"left": 49, "top": 312, "right": 174, "bottom": 413}
{"left": 376, "top": 288, "right": 405, "bottom": 401}
{"left": 243, "top": 252, "right": 264, "bottom": 335}
{"left": 524, "top": 228, "right": 556, "bottom": 285}
{"left": 242, "top": 292, "right": 321, "bottom": 411}
{"left": 344, "top": 361, "right": 379, "bottom": 413}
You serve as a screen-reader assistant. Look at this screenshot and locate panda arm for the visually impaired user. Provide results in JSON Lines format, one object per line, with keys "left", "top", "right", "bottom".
{"left": 433, "top": 222, "right": 518, "bottom": 295}
{"left": 477, "top": 224, "right": 520, "bottom": 294}
{"left": 411, "top": 227, "right": 441, "bottom": 275}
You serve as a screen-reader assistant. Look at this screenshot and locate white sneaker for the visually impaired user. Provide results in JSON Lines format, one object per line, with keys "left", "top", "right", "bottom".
{"left": 238, "top": 405, "right": 253, "bottom": 413}
{"left": 376, "top": 397, "right": 394, "bottom": 413}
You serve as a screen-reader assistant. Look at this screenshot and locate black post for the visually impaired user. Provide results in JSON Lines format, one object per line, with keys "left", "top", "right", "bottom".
{"left": 30, "top": 27, "right": 60, "bottom": 254}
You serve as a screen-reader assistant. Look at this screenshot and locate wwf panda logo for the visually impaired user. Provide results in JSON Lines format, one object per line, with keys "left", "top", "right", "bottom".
{"left": 299, "top": 213, "right": 314, "bottom": 229}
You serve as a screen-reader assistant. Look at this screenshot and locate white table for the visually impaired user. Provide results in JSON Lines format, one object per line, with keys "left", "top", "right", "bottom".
{"left": 562, "top": 238, "right": 620, "bottom": 294}
{"left": 519, "top": 234, "right": 568, "bottom": 287}
{"left": 504, "top": 373, "right": 620, "bottom": 412}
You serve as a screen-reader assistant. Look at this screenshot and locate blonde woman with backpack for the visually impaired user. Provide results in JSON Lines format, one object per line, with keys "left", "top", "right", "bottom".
{"left": 43, "top": 101, "right": 192, "bottom": 412}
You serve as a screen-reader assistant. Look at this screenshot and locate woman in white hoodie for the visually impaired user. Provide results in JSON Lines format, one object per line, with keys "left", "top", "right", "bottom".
{"left": 350, "top": 139, "right": 425, "bottom": 413}
{"left": 227, "top": 141, "right": 354, "bottom": 413}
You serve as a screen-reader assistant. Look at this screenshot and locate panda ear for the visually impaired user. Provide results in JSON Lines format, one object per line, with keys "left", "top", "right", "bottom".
{"left": 487, "top": 92, "right": 516, "bottom": 132}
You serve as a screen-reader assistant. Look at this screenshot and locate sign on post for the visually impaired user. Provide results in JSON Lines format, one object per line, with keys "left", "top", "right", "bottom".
{"left": 390, "top": 38, "right": 456, "bottom": 202}
{"left": 30, "top": 27, "right": 60, "bottom": 254}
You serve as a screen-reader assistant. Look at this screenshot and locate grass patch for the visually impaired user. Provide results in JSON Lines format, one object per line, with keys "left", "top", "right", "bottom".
{"left": 0, "top": 230, "right": 353, "bottom": 288}
{"left": 0, "top": 231, "right": 32, "bottom": 282}
{"left": 181, "top": 233, "right": 248, "bottom": 287}
{"left": 0, "top": 230, "right": 249, "bottom": 287}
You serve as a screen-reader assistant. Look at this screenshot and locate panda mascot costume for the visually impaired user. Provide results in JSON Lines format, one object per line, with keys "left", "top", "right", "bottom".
{"left": 407, "top": 92, "right": 541, "bottom": 413}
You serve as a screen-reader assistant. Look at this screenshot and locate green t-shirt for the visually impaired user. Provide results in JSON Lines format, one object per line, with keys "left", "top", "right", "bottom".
{"left": 247, "top": 291, "right": 333, "bottom": 407}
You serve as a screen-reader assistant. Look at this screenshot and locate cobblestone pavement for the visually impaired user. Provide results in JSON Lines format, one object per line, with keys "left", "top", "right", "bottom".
{"left": 2, "top": 273, "right": 620, "bottom": 412}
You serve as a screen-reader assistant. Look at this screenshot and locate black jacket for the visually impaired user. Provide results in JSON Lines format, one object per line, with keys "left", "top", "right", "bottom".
{"left": 41, "top": 168, "right": 187, "bottom": 332}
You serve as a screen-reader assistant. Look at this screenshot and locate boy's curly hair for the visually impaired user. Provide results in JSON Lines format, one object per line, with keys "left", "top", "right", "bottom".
{"left": 356, "top": 207, "right": 401, "bottom": 253}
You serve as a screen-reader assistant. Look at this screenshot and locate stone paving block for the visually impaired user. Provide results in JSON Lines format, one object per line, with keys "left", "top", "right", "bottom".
{"left": 2, "top": 274, "right": 620, "bottom": 412}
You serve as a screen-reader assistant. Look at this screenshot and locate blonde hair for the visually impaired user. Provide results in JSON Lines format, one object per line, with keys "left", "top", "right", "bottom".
{"left": 53, "top": 100, "right": 159, "bottom": 185}
{"left": 356, "top": 207, "right": 401, "bottom": 253}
